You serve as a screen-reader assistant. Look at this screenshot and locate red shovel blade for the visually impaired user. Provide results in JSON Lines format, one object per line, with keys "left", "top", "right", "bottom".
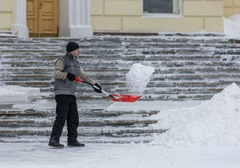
{"left": 110, "top": 94, "right": 141, "bottom": 102}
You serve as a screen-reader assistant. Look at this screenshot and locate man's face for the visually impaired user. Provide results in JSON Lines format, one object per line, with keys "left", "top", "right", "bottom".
{"left": 70, "top": 48, "right": 79, "bottom": 58}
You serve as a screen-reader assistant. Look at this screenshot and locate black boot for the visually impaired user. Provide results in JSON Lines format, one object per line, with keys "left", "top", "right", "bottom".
{"left": 49, "top": 138, "right": 64, "bottom": 148}
{"left": 68, "top": 140, "right": 85, "bottom": 147}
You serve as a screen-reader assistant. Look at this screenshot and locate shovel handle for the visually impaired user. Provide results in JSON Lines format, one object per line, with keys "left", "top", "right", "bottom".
{"left": 75, "top": 77, "right": 82, "bottom": 83}
{"left": 101, "top": 89, "right": 110, "bottom": 96}
{"left": 92, "top": 84, "right": 112, "bottom": 97}
{"left": 100, "top": 89, "right": 116, "bottom": 99}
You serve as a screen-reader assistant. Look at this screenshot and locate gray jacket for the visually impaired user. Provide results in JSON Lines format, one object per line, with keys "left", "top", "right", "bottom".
{"left": 54, "top": 53, "right": 95, "bottom": 95}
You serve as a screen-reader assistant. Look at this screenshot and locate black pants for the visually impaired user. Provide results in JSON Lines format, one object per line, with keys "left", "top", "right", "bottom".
{"left": 50, "top": 95, "right": 79, "bottom": 142}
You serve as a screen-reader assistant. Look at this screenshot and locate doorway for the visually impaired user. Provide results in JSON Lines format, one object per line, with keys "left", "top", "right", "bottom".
{"left": 27, "top": 0, "right": 59, "bottom": 37}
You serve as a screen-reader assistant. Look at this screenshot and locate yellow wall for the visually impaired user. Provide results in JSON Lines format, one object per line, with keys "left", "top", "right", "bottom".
{"left": 224, "top": 0, "right": 240, "bottom": 17}
{"left": 0, "top": 0, "right": 12, "bottom": 30}
{"left": 0, "top": 0, "right": 239, "bottom": 33}
{"left": 91, "top": 0, "right": 225, "bottom": 33}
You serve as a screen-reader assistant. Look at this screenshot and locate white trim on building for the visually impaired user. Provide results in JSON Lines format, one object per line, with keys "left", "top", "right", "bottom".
{"left": 11, "top": 0, "right": 29, "bottom": 38}
{"left": 66, "top": 0, "right": 93, "bottom": 37}
{"left": 11, "top": 0, "right": 93, "bottom": 38}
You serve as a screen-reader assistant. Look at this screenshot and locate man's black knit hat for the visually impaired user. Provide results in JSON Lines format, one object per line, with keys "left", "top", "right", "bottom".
{"left": 66, "top": 41, "right": 79, "bottom": 52}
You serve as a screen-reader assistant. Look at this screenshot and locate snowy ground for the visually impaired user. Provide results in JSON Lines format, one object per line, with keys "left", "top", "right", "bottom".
{"left": 1, "top": 143, "right": 240, "bottom": 168}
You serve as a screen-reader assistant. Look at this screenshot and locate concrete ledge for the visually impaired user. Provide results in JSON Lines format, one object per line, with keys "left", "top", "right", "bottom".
{"left": 0, "top": 104, "right": 13, "bottom": 109}
{"left": 0, "top": 86, "right": 40, "bottom": 109}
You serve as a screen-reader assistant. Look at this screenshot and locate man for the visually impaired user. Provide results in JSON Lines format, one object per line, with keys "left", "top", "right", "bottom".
{"left": 49, "top": 41, "right": 102, "bottom": 148}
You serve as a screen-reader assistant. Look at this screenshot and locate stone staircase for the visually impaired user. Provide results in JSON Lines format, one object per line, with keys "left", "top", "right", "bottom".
{"left": 0, "top": 108, "right": 165, "bottom": 143}
{"left": 0, "top": 35, "right": 240, "bottom": 143}
{"left": 1, "top": 36, "right": 240, "bottom": 101}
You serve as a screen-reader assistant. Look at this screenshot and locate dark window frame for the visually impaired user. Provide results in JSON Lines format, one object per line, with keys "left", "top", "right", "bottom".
{"left": 143, "top": 0, "right": 183, "bottom": 16}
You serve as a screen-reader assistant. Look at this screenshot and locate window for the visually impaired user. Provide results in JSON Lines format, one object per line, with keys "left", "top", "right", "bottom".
{"left": 143, "top": 0, "right": 183, "bottom": 15}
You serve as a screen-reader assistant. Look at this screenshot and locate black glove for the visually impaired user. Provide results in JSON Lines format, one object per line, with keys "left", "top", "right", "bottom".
{"left": 67, "top": 73, "right": 76, "bottom": 81}
{"left": 93, "top": 83, "right": 102, "bottom": 93}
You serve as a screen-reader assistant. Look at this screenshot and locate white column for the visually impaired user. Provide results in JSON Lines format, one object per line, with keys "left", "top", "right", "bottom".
{"left": 68, "top": 0, "right": 93, "bottom": 37}
{"left": 11, "top": 0, "right": 29, "bottom": 38}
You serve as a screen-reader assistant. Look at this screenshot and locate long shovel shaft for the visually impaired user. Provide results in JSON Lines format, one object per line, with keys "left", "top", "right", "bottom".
{"left": 75, "top": 77, "right": 115, "bottom": 98}
{"left": 92, "top": 84, "right": 109, "bottom": 95}
{"left": 101, "top": 90, "right": 109, "bottom": 96}
{"left": 92, "top": 84, "right": 116, "bottom": 99}
{"left": 74, "top": 77, "right": 141, "bottom": 102}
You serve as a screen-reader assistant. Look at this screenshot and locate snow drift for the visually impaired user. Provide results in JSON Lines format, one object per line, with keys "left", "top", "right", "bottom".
{"left": 150, "top": 83, "right": 240, "bottom": 147}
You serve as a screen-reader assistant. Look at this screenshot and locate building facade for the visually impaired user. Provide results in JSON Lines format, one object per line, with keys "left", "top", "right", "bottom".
{"left": 0, "top": 0, "right": 239, "bottom": 38}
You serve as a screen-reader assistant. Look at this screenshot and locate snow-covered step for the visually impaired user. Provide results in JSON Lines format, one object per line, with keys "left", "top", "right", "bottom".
{"left": 144, "top": 87, "right": 224, "bottom": 95}
{"left": 0, "top": 48, "right": 64, "bottom": 53}
{"left": 2, "top": 71, "right": 125, "bottom": 79}
{"left": 0, "top": 118, "right": 158, "bottom": 127}
{"left": 0, "top": 67, "right": 126, "bottom": 74}
{"left": 0, "top": 54, "right": 61, "bottom": 60}
{"left": 3, "top": 80, "right": 53, "bottom": 87}
{"left": 0, "top": 135, "right": 156, "bottom": 144}
{"left": 0, "top": 67, "right": 53, "bottom": 72}
{"left": 147, "top": 80, "right": 240, "bottom": 87}
{"left": 141, "top": 94, "right": 213, "bottom": 101}
{"left": 0, "top": 60, "right": 133, "bottom": 68}
{"left": 2, "top": 80, "right": 126, "bottom": 88}
{"left": 154, "top": 73, "right": 240, "bottom": 80}
{"left": 3, "top": 41, "right": 239, "bottom": 49}
{"left": 1, "top": 60, "right": 55, "bottom": 66}
{"left": 161, "top": 61, "right": 239, "bottom": 67}
{"left": 215, "top": 49, "right": 240, "bottom": 55}
{"left": 0, "top": 109, "right": 159, "bottom": 118}
{"left": 155, "top": 66, "right": 240, "bottom": 74}
{"left": 2, "top": 54, "right": 234, "bottom": 62}
{"left": 0, "top": 109, "right": 52, "bottom": 116}
{"left": 0, "top": 127, "right": 166, "bottom": 137}
{"left": 3, "top": 60, "right": 240, "bottom": 69}
{"left": 6, "top": 74, "right": 53, "bottom": 80}
{"left": 128, "top": 42, "right": 240, "bottom": 49}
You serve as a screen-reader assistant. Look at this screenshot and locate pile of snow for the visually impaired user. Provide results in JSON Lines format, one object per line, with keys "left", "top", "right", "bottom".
{"left": 125, "top": 63, "right": 155, "bottom": 94}
{"left": 224, "top": 14, "right": 240, "bottom": 37}
{"left": 0, "top": 85, "right": 40, "bottom": 104}
{"left": 150, "top": 83, "right": 240, "bottom": 147}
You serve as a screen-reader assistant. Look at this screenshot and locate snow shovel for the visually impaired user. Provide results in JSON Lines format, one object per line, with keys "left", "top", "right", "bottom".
{"left": 75, "top": 77, "right": 141, "bottom": 102}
